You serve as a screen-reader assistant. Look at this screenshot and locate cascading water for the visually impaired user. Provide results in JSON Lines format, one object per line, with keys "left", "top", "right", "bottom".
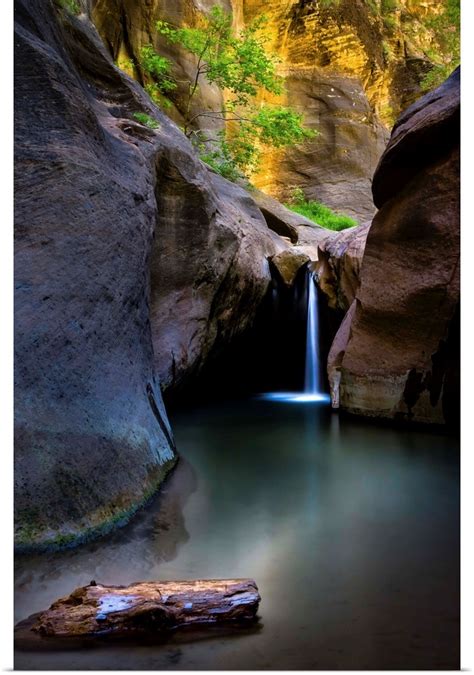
{"left": 304, "top": 269, "right": 321, "bottom": 396}
{"left": 260, "top": 266, "right": 330, "bottom": 403}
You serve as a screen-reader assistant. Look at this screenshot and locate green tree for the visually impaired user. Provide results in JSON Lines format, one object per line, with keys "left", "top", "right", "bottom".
{"left": 154, "top": 6, "right": 316, "bottom": 179}
{"left": 138, "top": 45, "right": 176, "bottom": 110}
{"left": 421, "top": 0, "right": 460, "bottom": 92}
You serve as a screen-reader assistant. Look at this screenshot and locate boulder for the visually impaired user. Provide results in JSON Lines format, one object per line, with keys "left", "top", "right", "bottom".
{"left": 269, "top": 250, "right": 311, "bottom": 288}
{"left": 328, "top": 68, "right": 460, "bottom": 425}
{"left": 14, "top": 0, "right": 182, "bottom": 550}
{"left": 316, "top": 222, "right": 370, "bottom": 312}
{"left": 149, "top": 162, "right": 287, "bottom": 392}
{"left": 15, "top": 0, "right": 301, "bottom": 548}
{"left": 250, "top": 189, "right": 324, "bottom": 244}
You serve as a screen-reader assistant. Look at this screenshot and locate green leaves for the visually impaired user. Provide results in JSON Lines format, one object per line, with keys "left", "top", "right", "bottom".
{"left": 132, "top": 112, "right": 159, "bottom": 129}
{"left": 420, "top": 0, "right": 460, "bottom": 92}
{"left": 197, "top": 106, "right": 316, "bottom": 179}
{"left": 251, "top": 106, "right": 317, "bottom": 147}
{"left": 139, "top": 45, "right": 176, "bottom": 93}
{"left": 286, "top": 190, "right": 357, "bottom": 231}
{"left": 156, "top": 7, "right": 281, "bottom": 107}
{"left": 155, "top": 5, "right": 316, "bottom": 181}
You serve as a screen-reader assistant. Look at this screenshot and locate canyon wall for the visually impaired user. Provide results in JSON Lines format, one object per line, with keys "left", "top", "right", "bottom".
{"left": 91, "top": 0, "right": 449, "bottom": 222}
{"left": 328, "top": 67, "right": 460, "bottom": 426}
{"left": 14, "top": 0, "right": 331, "bottom": 549}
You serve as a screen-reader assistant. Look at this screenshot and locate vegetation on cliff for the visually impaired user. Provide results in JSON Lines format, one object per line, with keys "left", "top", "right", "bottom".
{"left": 287, "top": 189, "right": 356, "bottom": 232}
{"left": 419, "top": 0, "right": 460, "bottom": 92}
{"left": 129, "top": 7, "right": 316, "bottom": 181}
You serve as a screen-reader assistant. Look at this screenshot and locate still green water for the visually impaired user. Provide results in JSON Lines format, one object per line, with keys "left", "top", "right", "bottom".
{"left": 15, "top": 398, "right": 459, "bottom": 669}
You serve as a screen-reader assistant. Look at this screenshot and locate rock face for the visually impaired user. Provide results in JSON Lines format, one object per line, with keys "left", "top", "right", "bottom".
{"left": 252, "top": 69, "right": 388, "bottom": 223}
{"left": 148, "top": 165, "right": 288, "bottom": 392}
{"left": 317, "top": 221, "right": 370, "bottom": 312}
{"left": 91, "top": 0, "right": 229, "bottom": 136}
{"left": 149, "top": 170, "right": 336, "bottom": 391}
{"left": 328, "top": 68, "right": 460, "bottom": 425}
{"left": 14, "top": 0, "right": 178, "bottom": 550}
{"left": 15, "top": 0, "right": 333, "bottom": 548}
{"left": 91, "top": 0, "right": 451, "bottom": 223}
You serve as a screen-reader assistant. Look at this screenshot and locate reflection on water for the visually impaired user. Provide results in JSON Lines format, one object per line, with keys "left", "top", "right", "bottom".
{"left": 15, "top": 399, "right": 459, "bottom": 670}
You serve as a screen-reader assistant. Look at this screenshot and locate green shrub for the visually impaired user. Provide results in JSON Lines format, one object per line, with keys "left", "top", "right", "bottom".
{"left": 420, "top": 0, "right": 460, "bottom": 93}
{"left": 138, "top": 45, "right": 176, "bottom": 94}
{"left": 286, "top": 189, "right": 357, "bottom": 231}
{"left": 156, "top": 6, "right": 316, "bottom": 180}
{"left": 56, "top": 0, "right": 80, "bottom": 14}
{"left": 116, "top": 57, "right": 135, "bottom": 73}
{"left": 132, "top": 112, "right": 159, "bottom": 129}
{"left": 383, "top": 16, "right": 397, "bottom": 33}
{"left": 381, "top": 0, "right": 399, "bottom": 12}
{"left": 145, "top": 83, "right": 172, "bottom": 109}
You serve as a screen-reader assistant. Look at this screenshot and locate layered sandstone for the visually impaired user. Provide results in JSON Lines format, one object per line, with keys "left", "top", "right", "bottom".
{"left": 91, "top": 0, "right": 450, "bottom": 223}
{"left": 328, "top": 68, "right": 460, "bottom": 425}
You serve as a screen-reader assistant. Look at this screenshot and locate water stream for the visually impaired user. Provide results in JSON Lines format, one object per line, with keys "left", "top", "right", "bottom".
{"left": 13, "top": 269, "right": 459, "bottom": 669}
{"left": 261, "top": 267, "right": 330, "bottom": 404}
{"left": 14, "top": 399, "right": 459, "bottom": 669}
{"left": 304, "top": 269, "right": 321, "bottom": 395}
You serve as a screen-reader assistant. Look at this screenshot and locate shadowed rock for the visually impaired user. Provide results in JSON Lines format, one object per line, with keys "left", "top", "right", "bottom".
{"left": 328, "top": 68, "right": 460, "bottom": 425}
{"left": 316, "top": 222, "right": 370, "bottom": 312}
{"left": 15, "top": 0, "right": 342, "bottom": 548}
{"left": 14, "top": 0, "right": 178, "bottom": 550}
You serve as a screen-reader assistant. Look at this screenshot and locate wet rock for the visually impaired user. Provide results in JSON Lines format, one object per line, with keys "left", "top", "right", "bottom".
{"left": 328, "top": 69, "right": 460, "bottom": 425}
{"left": 269, "top": 250, "right": 311, "bottom": 288}
{"left": 327, "top": 301, "right": 356, "bottom": 409}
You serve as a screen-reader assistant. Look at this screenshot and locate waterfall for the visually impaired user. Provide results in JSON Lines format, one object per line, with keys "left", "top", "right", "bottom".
{"left": 304, "top": 270, "right": 321, "bottom": 395}
{"left": 259, "top": 265, "right": 330, "bottom": 404}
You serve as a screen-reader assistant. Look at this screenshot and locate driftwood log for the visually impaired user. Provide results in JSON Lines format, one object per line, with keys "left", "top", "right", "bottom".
{"left": 29, "top": 579, "right": 260, "bottom": 638}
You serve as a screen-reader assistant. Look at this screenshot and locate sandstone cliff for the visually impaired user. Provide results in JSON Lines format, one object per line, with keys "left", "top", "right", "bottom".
{"left": 14, "top": 0, "right": 332, "bottom": 549}
{"left": 91, "top": 0, "right": 452, "bottom": 222}
{"left": 328, "top": 67, "right": 460, "bottom": 425}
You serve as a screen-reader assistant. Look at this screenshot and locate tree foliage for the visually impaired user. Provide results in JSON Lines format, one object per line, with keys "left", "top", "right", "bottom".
{"left": 420, "top": 0, "right": 460, "bottom": 92}
{"left": 152, "top": 6, "right": 316, "bottom": 180}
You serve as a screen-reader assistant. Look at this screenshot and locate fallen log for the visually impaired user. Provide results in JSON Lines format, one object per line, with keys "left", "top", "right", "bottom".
{"left": 28, "top": 579, "right": 260, "bottom": 639}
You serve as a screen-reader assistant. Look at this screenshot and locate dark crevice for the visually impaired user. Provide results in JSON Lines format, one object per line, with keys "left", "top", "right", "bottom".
{"left": 146, "top": 383, "right": 176, "bottom": 451}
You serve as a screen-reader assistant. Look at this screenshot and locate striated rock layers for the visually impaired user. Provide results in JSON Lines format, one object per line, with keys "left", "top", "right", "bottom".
{"left": 91, "top": 0, "right": 449, "bottom": 223}
{"left": 15, "top": 0, "right": 332, "bottom": 548}
{"left": 328, "top": 68, "right": 460, "bottom": 426}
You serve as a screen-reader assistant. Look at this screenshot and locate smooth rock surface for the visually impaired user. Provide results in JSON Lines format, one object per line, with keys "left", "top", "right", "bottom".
{"left": 15, "top": 0, "right": 338, "bottom": 547}
{"left": 328, "top": 69, "right": 460, "bottom": 425}
{"left": 269, "top": 249, "right": 311, "bottom": 288}
{"left": 14, "top": 0, "right": 178, "bottom": 550}
{"left": 149, "top": 162, "right": 288, "bottom": 392}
